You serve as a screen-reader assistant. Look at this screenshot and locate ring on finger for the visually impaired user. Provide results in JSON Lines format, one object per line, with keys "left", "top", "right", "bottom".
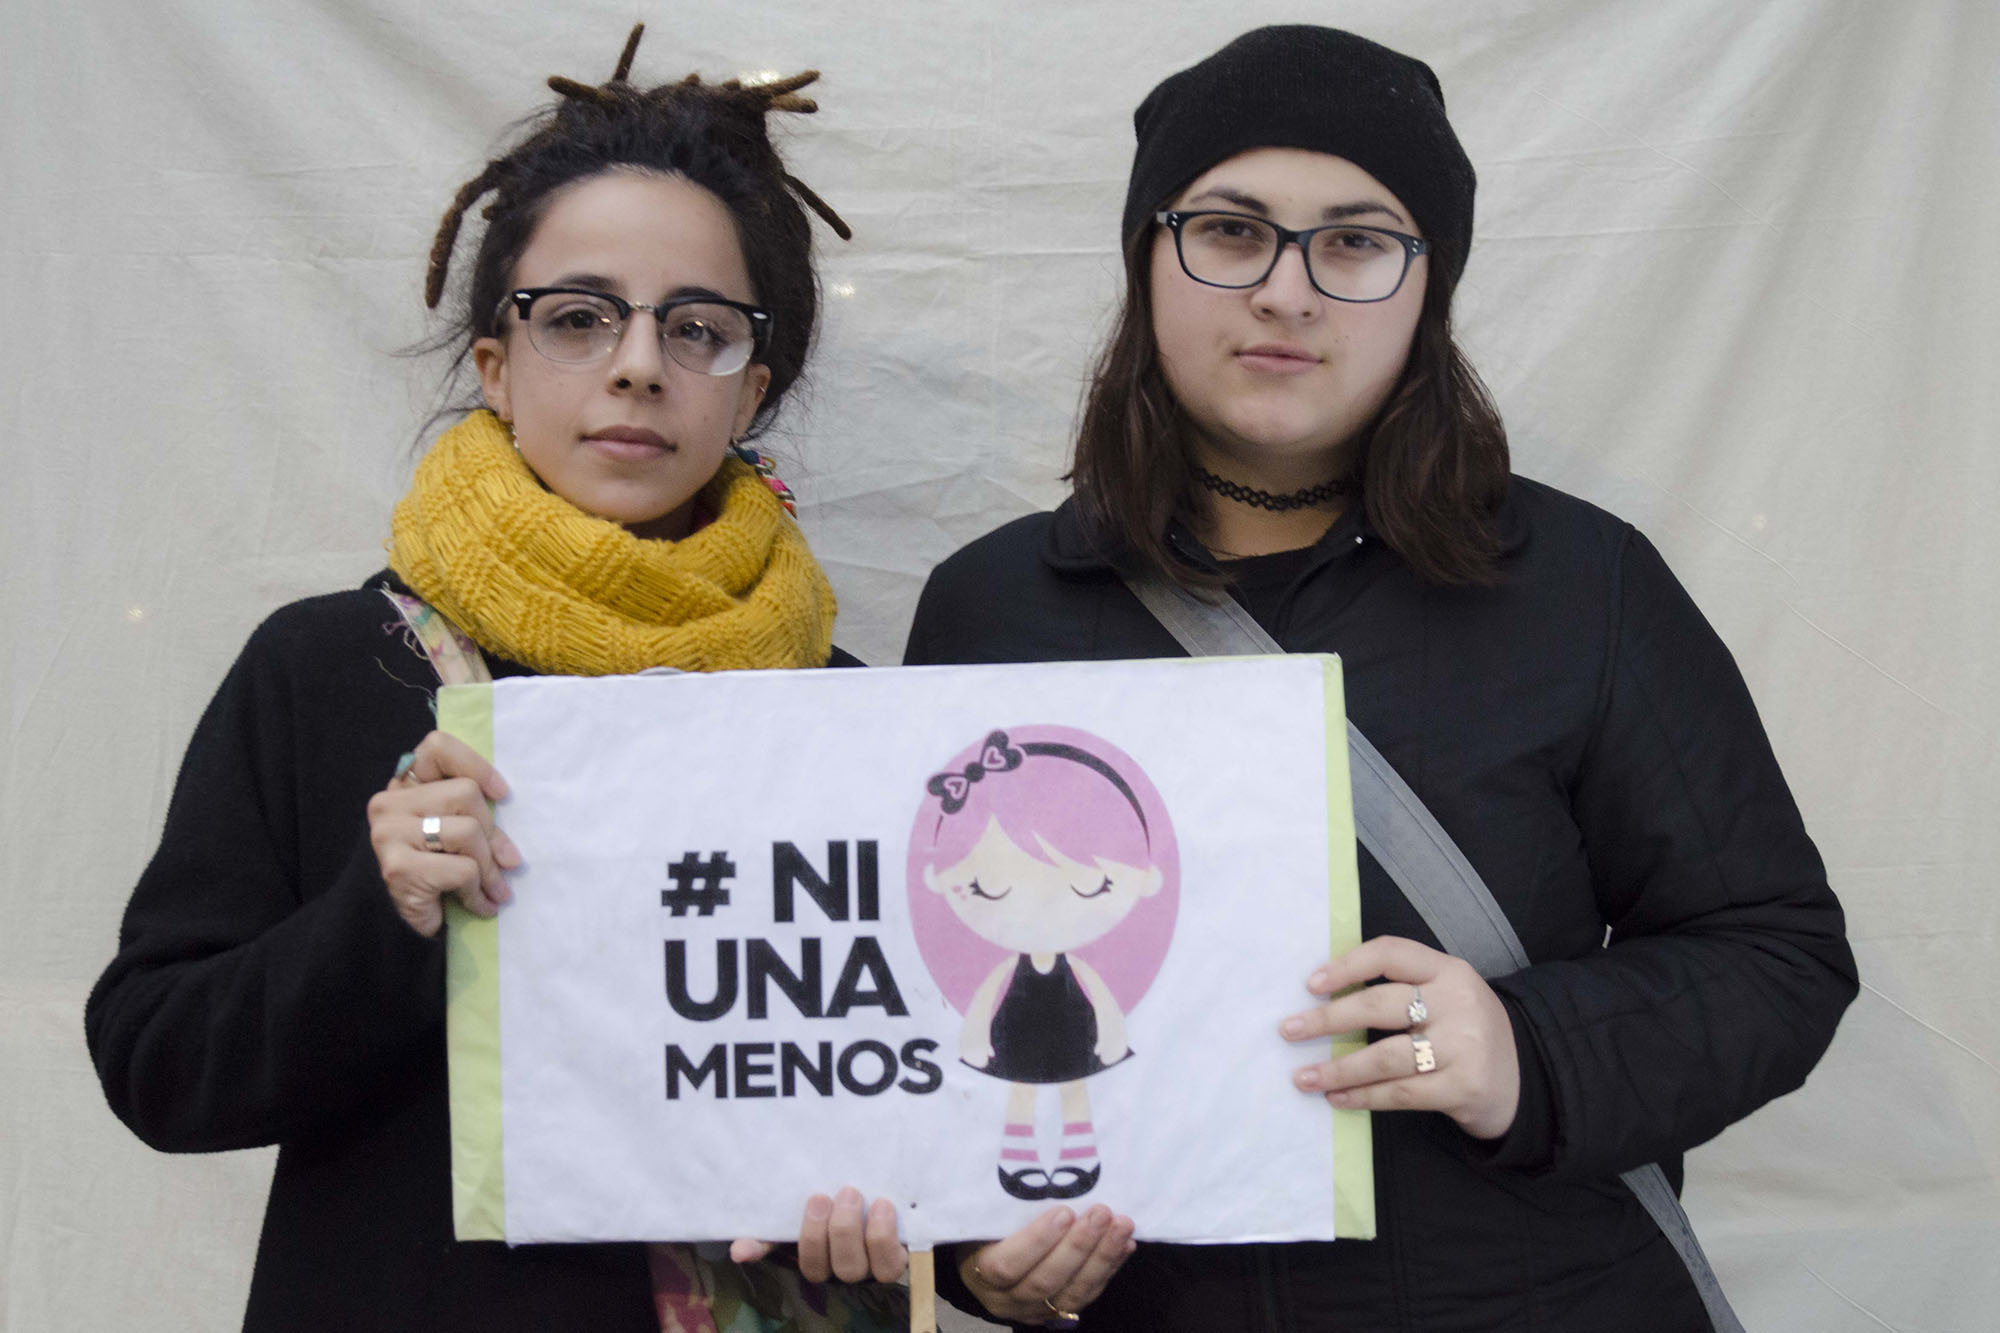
{"left": 1411, "top": 1032, "right": 1437, "bottom": 1074}
{"left": 1407, "top": 985, "right": 1429, "bottom": 1027}
{"left": 1043, "top": 1297, "right": 1082, "bottom": 1327}
{"left": 421, "top": 815, "right": 445, "bottom": 853}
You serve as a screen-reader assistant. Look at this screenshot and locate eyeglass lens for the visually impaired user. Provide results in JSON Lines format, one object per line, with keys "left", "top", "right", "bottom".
{"left": 1177, "top": 215, "right": 1413, "bottom": 302}
{"left": 523, "top": 293, "right": 757, "bottom": 376}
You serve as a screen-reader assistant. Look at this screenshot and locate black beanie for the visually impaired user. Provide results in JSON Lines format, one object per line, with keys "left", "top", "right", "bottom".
{"left": 1122, "top": 26, "right": 1475, "bottom": 283}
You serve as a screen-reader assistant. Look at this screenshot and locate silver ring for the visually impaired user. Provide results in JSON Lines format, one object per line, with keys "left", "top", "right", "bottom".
{"left": 1411, "top": 1033, "right": 1437, "bottom": 1074}
{"left": 421, "top": 815, "right": 445, "bottom": 853}
{"left": 1407, "top": 985, "right": 1428, "bottom": 1027}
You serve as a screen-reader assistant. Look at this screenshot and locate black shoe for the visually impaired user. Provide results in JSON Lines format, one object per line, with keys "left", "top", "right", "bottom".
{"left": 998, "top": 1165, "right": 1054, "bottom": 1200}
{"left": 1044, "top": 1163, "right": 1101, "bottom": 1199}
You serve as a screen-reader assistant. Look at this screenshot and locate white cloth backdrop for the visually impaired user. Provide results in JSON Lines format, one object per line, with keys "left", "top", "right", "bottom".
{"left": 3, "top": 1, "right": 1993, "bottom": 1329}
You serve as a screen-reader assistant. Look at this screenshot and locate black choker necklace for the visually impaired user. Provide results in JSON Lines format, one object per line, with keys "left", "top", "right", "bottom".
{"left": 1196, "top": 466, "right": 1352, "bottom": 512}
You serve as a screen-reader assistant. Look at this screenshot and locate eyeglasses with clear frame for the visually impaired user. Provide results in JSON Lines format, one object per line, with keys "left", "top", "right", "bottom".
{"left": 499, "top": 287, "right": 773, "bottom": 376}
{"left": 1155, "top": 210, "right": 1431, "bottom": 303}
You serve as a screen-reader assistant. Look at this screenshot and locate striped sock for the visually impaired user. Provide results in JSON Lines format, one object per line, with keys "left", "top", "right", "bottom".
{"left": 1000, "top": 1121, "right": 1038, "bottom": 1170}
{"left": 1059, "top": 1120, "right": 1099, "bottom": 1173}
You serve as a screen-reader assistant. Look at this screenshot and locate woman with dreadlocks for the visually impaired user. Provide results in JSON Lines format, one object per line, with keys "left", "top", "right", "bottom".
{"left": 85, "top": 26, "right": 908, "bottom": 1332}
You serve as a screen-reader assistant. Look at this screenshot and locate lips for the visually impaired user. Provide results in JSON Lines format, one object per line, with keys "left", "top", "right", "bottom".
{"left": 583, "top": 425, "right": 674, "bottom": 460}
{"left": 1236, "top": 343, "right": 1321, "bottom": 374}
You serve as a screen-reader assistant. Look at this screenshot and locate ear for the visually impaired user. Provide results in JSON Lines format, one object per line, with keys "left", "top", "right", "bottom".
{"left": 922, "top": 864, "right": 948, "bottom": 896}
{"left": 473, "top": 335, "right": 512, "bottom": 423}
{"left": 730, "top": 362, "right": 772, "bottom": 442}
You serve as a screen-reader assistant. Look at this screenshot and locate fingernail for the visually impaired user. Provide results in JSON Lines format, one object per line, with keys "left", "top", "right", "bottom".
{"left": 1281, "top": 1017, "right": 1306, "bottom": 1038}
{"left": 1123, "top": 1239, "right": 1137, "bottom": 1255}
{"left": 1294, "top": 1067, "right": 1322, "bottom": 1091}
{"left": 806, "top": 1196, "right": 832, "bottom": 1220}
{"left": 835, "top": 1185, "right": 861, "bottom": 1206}
{"left": 493, "top": 881, "right": 513, "bottom": 905}
{"left": 1044, "top": 1207, "right": 1073, "bottom": 1234}
{"left": 1327, "top": 1091, "right": 1354, "bottom": 1107}
{"left": 1307, "top": 969, "right": 1330, "bottom": 992}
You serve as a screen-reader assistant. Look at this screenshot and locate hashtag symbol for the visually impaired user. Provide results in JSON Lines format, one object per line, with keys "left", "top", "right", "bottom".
{"left": 661, "top": 851, "right": 735, "bottom": 917}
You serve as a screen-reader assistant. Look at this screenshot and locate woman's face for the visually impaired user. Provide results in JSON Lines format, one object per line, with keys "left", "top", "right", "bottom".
{"left": 474, "top": 170, "right": 771, "bottom": 541}
{"left": 1149, "top": 147, "right": 1427, "bottom": 479}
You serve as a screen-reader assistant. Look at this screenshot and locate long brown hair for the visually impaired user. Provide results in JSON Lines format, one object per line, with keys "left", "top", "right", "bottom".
{"left": 1069, "top": 228, "right": 1510, "bottom": 587}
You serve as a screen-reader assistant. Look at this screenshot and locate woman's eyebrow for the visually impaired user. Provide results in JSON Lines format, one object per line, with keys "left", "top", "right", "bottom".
{"left": 1321, "top": 200, "right": 1407, "bottom": 225}
{"left": 1184, "top": 187, "right": 1409, "bottom": 226}
{"left": 1185, "top": 186, "right": 1273, "bottom": 214}
{"left": 547, "top": 275, "right": 733, "bottom": 304}
{"left": 549, "top": 271, "right": 621, "bottom": 292}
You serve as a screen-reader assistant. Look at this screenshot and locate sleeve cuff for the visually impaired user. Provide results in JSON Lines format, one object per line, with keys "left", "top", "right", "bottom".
{"left": 1463, "top": 987, "right": 1559, "bottom": 1171}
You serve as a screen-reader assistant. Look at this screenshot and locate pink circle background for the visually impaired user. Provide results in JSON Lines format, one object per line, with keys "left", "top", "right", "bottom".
{"left": 906, "top": 724, "right": 1180, "bottom": 1014}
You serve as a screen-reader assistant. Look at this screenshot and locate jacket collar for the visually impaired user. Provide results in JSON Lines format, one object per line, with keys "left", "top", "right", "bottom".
{"left": 1040, "top": 478, "right": 1529, "bottom": 575}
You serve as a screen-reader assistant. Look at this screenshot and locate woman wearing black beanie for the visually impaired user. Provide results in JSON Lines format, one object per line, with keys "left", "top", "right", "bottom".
{"left": 907, "top": 25, "right": 1856, "bottom": 1332}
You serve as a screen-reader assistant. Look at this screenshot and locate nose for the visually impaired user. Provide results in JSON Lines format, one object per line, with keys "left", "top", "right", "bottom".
{"left": 1251, "top": 240, "right": 1321, "bottom": 321}
{"left": 606, "top": 310, "right": 667, "bottom": 397}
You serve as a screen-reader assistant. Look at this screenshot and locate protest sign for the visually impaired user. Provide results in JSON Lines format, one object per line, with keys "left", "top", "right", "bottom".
{"left": 441, "top": 655, "right": 1368, "bottom": 1249}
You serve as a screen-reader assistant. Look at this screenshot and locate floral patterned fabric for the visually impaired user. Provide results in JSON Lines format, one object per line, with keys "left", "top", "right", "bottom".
{"left": 646, "top": 1244, "right": 907, "bottom": 1333}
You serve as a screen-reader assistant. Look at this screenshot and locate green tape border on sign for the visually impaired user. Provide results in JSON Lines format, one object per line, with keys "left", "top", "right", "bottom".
{"left": 439, "top": 681, "right": 505, "bottom": 1240}
{"left": 1320, "top": 654, "right": 1376, "bottom": 1240}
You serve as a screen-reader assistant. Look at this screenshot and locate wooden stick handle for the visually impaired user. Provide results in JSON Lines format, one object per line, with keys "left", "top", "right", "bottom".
{"left": 909, "top": 1247, "right": 937, "bottom": 1333}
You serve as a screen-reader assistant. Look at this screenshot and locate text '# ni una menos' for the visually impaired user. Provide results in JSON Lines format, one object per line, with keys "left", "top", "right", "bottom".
{"left": 660, "top": 840, "right": 942, "bottom": 1101}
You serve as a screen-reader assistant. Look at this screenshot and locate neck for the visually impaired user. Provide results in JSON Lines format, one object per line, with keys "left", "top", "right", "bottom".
{"left": 1200, "top": 501, "right": 1341, "bottom": 558}
{"left": 1191, "top": 440, "right": 1350, "bottom": 558}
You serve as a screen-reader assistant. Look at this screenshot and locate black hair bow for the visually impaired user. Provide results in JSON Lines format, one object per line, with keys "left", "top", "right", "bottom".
{"left": 926, "top": 731, "right": 1025, "bottom": 813}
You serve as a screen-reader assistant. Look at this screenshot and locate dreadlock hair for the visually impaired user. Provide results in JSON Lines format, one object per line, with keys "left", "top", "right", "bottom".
{"left": 424, "top": 24, "right": 850, "bottom": 439}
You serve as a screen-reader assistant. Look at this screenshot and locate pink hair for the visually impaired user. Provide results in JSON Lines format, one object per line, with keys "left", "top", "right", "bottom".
{"left": 906, "top": 725, "right": 1180, "bottom": 1011}
{"left": 920, "top": 734, "right": 1153, "bottom": 870}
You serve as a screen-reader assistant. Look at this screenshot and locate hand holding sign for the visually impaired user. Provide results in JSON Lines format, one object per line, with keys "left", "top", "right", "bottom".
{"left": 954, "top": 1203, "right": 1137, "bottom": 1325}
{"left": 728, "top": 1187, "right": 907, "bottom": 1284}
{"left": 368, "top": 730, "right": 519, "bottom": 936}
{"left": 1281, "top": 936, "right": 1522, "bottom": 1141}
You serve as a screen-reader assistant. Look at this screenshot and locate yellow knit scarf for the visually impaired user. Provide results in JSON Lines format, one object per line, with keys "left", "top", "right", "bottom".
{"left": 388, "top": 411, "right": 835, "bottom": 676}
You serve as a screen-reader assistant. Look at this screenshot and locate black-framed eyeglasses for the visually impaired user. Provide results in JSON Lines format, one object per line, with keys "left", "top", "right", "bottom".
{"left": 500, "top": 287, "right": 773, "bottom": 376}
{"left": 1156, "top": 211, "right": 1431, "bottom": 303}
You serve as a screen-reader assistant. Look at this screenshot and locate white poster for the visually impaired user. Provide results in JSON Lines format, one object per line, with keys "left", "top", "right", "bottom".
{"left": 441, "top": 656, "right": 1369, "bottom": 1249}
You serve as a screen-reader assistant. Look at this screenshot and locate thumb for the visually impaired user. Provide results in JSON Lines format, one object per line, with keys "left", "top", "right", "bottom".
{"left": 730, "top": 1237, "right": 776, "bottom": 1264}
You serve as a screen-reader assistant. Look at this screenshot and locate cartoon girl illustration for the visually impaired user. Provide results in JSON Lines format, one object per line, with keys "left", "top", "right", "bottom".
{"left": 907, "top": 726, "right": 1178, "bottom": 1201}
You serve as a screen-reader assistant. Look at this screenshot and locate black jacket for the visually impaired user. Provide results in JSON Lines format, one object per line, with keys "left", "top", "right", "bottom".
{"left": 85, "top": 572, "right": 862, "bottom": 1332}
{"left": 905, "top": 480, "right": 1857, "bottom": 1332}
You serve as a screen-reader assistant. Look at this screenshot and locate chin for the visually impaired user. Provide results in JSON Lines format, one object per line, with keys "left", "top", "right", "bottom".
{"left": 1223, "top": 422, "right": 1353, "bottom": 463}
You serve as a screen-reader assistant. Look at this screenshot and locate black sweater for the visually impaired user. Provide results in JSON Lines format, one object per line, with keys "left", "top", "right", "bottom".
{"left": 905, "top": 480, "right": 1857, "bottom": 1332}
{"left": 86, "top": 572, "right": 859, "bottom": 1331}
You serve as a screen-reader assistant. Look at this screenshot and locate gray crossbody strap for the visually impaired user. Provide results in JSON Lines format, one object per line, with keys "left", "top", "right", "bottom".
{"left": 1122, "top": 570, "right": 1743, "bottom": 1333}
{"left": 1125, "top": 573, "right": 1530, "bottom": 973}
